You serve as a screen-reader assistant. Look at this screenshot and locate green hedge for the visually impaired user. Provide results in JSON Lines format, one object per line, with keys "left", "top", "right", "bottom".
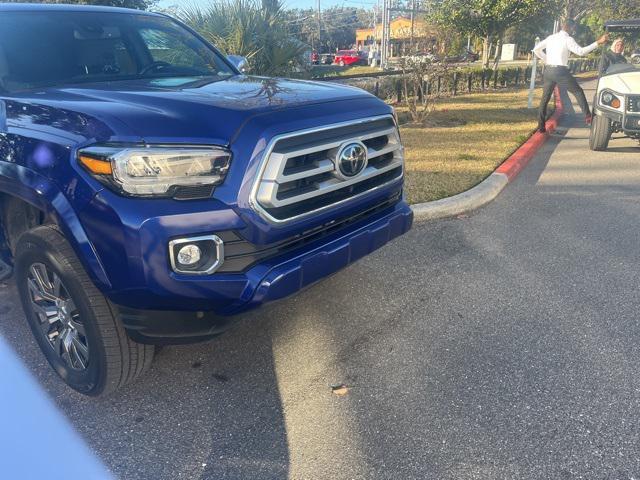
{"left": 327, "top": 58, "right": 598, "bottom": 102}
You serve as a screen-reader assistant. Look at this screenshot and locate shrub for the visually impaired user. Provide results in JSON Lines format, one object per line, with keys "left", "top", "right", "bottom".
{"left": 179, "top": 0, "right": 308, "bottom": 77}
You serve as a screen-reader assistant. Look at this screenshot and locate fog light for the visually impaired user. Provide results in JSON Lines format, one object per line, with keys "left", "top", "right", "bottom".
{"left": 168, "top": 235, "right": 224, "bottom": 275}
{"left": 177, "top": 244, "right": 202, "bottom": 266}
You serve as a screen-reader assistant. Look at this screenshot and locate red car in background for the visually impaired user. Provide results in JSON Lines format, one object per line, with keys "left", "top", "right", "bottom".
{"left": 333, "top": 50, "right": 364, "bottom": 67}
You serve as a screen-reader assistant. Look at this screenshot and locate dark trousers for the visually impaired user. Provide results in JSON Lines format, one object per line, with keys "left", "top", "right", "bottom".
{"left": 538, "top": 65, "right": 590, "bottom": 129}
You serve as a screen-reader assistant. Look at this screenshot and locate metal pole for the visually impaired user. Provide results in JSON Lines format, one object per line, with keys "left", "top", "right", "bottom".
{"left": 385, "top": 0, "right": 390, "bottom": 63}
{"left": 528, "top": 36, "right": 540, "bottom": 109}
{"left": 410, "top": 0, "right": 415, "bottom": 50}
{"left": 381, "top": 0, "right": 389, "bottom": 69}
{"left": 379, "top": 0, "right": 383, "bottom": 67}
{"left": 377, "top": 0, "right": 381, "bottom": 56}
{"left": 384, "top": 0, "right": 391, "bottom": 68}
{"left": 380, "top": 0, "right": 385, "bottom": 68}
{"left": 317, "top": 0, "right": 321, "bottom": 52}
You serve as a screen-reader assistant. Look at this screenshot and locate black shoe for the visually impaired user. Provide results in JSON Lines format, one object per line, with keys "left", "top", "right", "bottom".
{"left": 538, "top": 125, "right": 546, "bottom": 133}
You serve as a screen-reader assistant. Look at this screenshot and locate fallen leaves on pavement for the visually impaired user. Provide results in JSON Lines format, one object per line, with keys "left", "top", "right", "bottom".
{"left": 331, "top": 384, "right": 349, "bottom": 396}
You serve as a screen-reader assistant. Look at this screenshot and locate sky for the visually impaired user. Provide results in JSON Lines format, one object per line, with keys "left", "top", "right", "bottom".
{"left": 157, "top": 0, "right": 378, "bottom": 11}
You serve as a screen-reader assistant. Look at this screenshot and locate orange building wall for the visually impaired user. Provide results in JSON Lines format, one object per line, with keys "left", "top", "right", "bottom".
{"left": 355, "top": 17, "right": 431, "bottom": 49}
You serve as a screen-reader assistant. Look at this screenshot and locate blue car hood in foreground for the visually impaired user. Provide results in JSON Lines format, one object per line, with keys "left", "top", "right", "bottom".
{"left": 6, "top": 75, "right": 373, "bottom": 145}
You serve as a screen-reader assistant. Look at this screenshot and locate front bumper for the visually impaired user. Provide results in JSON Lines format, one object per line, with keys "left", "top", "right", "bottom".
{"left": 237, "top": 200, "right": 412, "bottom": 312}
{"left": 595, "top": 106, "right": 640, "bottom": 134}
{"left": 101, "top": 200, "right": 412, "bottom": 343}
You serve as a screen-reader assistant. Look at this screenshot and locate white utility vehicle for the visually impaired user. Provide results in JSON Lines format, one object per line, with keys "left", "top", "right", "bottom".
{"left": 591, "top": 20, "right": 640, "bottom": 150}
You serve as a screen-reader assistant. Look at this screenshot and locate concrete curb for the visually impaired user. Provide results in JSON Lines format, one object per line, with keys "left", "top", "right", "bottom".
{"left": 412, "top": 173, "right": 508, "bottom": 221}
{"left": 411, "top": 88, "right": 564, "bottom": 222}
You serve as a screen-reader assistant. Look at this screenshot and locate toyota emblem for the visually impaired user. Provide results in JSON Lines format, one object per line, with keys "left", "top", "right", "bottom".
{"left": 336, "top": 141, "right": 368, "bottom": 178}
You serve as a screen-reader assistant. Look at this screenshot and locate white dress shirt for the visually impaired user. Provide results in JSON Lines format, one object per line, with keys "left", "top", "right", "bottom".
{"left": 533, "top": 30, "right": 599, "bottom": 66}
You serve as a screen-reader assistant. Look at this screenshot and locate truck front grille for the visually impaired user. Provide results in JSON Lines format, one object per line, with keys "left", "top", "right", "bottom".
{"left": 624, "top": 115, "right": 640, "bottom": 130}
{"left": 627, "top": 96, "right": 640, "bottom": 113}
{"left": 250, "top": 116, "right": 404, "bottom": 222}
{"left": 218, "top": 192, "right": 401, "bottom": 272}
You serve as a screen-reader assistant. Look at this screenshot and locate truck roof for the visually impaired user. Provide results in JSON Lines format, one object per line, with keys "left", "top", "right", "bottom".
{"left": 605, "top": 19, "right": 640, "bottom": 31}
{"left": 0, "top": 2, "right": 161, "bottom": 15}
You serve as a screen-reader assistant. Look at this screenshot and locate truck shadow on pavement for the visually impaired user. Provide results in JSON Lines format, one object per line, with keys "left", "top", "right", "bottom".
{"left": 0, "top": 279, "right": 291, "bottom": 479}
{"left": 0, "top": 224, "right": 472, "bottom": 479}
{"left": 0, "top": 243, "right": 447, "bottom": 480}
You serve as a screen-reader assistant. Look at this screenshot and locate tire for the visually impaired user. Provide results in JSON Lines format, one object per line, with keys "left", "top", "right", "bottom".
{"left": 15, "top": 225, "right": 154, "bottom": 396}
{"left": 589, "top": 114, "right": 612, "bottom": 151}
{"left": 631, "top": 56, "right": 640, "bottom": 65}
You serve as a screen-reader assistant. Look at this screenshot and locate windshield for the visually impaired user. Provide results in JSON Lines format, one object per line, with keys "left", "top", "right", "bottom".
{"left": 0, "top": 12, "right": 235, "bottom": 92}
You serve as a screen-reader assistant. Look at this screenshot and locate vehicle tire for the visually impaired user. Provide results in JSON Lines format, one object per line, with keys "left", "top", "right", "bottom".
{"left": 589, "top": 114, "right": 611, "bottom": 151}
{"left": 15, "top": 225, "right": 154, "bottom": 396}
{"left": 631, "top": 56, "right": 640, "bottom": 65}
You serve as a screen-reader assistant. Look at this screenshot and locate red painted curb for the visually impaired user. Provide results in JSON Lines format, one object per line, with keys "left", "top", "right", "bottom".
{"left": 495, "top": 87, "right": 564, "bottom": 181}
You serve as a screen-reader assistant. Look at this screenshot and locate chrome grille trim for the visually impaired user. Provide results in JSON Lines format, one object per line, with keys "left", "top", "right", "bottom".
{"left": 249, "top": 115, "right": 404, "bottom": 224}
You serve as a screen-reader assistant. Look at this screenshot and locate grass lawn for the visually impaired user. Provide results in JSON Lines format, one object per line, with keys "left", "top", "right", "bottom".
{"left": 309, "top": 62, "right": 539, "bottom": 80}
{"left": 309, "top": 65, "right": 381, "bottom": 78}
{"left": 400, "top": 88, "right": 545, "bottom": 204}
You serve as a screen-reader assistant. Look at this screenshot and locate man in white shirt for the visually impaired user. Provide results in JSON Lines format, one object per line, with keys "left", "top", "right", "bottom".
{"left": 533, "top": 19, "right": 608, "bottom": 132}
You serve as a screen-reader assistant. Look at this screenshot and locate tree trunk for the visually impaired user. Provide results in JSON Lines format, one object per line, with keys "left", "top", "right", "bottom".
{"left": 492, "top": 38, "right": 503, "bottom": 71}
{"left": 482, "top": 35, "right": 490, "bottom": 69}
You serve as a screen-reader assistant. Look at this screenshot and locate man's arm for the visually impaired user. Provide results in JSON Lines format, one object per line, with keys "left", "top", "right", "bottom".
{"left": 566, "top": 36, "right": 598, "bottom": 57}
{"left": 533, "top": 37, "right": 548, "bottom": 62}
{"left": 567, "top": 33, "right": 609, "bottom": 57}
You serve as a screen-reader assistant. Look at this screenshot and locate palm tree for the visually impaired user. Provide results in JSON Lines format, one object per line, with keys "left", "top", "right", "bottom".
{"left": 180, "top": 0, "right": 309, "bottom": 77}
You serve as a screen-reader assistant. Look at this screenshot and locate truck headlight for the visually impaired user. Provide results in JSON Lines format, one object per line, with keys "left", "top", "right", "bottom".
{"left": 78, "top": 145, "right": 231, "bottom": 198}
{"left": 600, "top": 90, "right": 622, "bottom": 111}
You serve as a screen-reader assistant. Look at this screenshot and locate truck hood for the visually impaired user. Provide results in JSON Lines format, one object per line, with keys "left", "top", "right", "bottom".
{"left": 6, "top": 75, "right": 373, "bottom": 145}
{"left": 599, "top": 71, "right": 640, "bottom": 94}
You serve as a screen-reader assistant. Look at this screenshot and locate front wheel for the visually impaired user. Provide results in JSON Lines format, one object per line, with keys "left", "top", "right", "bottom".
{"left": 15, "top": 225, "right": 154, "bottom": 396}
{"left": 589, "top": 114, "right": 612, "bottom": 151}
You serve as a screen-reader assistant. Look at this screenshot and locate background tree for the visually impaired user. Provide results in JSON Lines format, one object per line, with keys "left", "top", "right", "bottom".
{"left": 562, "top": 0, "right": 640, "bottom": 24}
{"left": 260, "top": 0, "right": 279, "bottom": 11}
{"left": 285, "top": 7, "right": 372, "bottom": 52}
{"left": 571, "top": 0, "right": 640, "bottom": 43}
{"left": 432, "top": 0, "right": 560, "bottom": 67}
{"left": 180, "top": 0, "right": 308, "bottom": 76}
{"left": 502, "top": 10, "right": 556, "bottom": 58}
{"left": 494, "top": 0, "right": 640, "bottom": 58}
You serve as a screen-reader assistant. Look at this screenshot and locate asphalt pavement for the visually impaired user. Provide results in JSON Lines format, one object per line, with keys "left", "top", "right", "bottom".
{"left": 2, "top": 80, "right": 640, "bottom": 479}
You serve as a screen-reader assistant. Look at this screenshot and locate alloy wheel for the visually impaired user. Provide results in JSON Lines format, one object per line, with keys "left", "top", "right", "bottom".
{"left": 26, "top": 263, "right": 90, "bottom": 371}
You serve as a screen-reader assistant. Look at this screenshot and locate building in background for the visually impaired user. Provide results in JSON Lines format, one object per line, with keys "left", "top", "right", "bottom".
{"left": 355, "top": 16, "right": 435, "bottom": 56}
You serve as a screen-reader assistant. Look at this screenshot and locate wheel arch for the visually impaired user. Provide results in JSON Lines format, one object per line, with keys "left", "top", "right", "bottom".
{"left": 0, "top": 165, "right": 111, "bottom": 290}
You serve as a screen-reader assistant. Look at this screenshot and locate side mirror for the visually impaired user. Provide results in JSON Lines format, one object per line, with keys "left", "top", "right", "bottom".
{"left": 227, "top": 55, "right": 248, "bottom": 73}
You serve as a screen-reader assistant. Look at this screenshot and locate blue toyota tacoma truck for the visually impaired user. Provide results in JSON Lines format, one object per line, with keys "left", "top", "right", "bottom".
{"left": 0, "top": 4, "right": 412, "bottom": 395}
